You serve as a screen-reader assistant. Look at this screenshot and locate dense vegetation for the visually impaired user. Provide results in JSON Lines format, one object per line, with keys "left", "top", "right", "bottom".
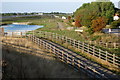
{"left": 74, "top": 1, "right": 120, "bottom": 32}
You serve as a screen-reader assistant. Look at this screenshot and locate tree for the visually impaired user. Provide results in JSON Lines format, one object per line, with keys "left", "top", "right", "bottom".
{"left": 75, "top": 16, "right": 82, "bottom": 27}
{"left": 67, "top": 16, "right": 71, "bottom": 22}
{"left": 111, "top": 19, "right": 120, "bottom": 28}
{"left": 92, "top": 17, "right": 108, "bottom": 32}
{"left": 74, "top": 2, "right": 115, "bottom": 26}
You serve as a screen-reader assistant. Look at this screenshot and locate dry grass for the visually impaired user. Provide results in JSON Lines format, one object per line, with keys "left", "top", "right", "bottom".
{"left": 2, "top": 37, "right": 89, "bottom": 79}
{"left": 54, "top": 40, "right": 120, "bottom": 74}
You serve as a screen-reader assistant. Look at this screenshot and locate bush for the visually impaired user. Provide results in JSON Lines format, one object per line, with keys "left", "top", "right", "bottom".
{"left": 91, "top": 35, "right": 100, "bottom": 41}
{"left": 28, "top": 23, "right": 37, "bottom": 25}
{"left": 85, "top": 27, "right": 94, "bottom": 35}
{"left": 111, "top": 19, "right": 120, "bottom": 28}
{"left": 92, "top": 17, "right": 108, "bottom": 32}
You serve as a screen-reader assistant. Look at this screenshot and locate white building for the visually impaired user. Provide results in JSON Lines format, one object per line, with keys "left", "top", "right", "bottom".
{"left": 38, "top": 13, "right": 43, "bottom": 15}
{"left": 62, "top": 16, "right": 66, "bottom": 19}
{"left": 113, "top": 16, "right": 119, "bottom": 20}
{"left": 113, "top": 13, "right": 119, "bottom": 21}
{"left": 54, "top": 15, "right": 59, "bottom": 18}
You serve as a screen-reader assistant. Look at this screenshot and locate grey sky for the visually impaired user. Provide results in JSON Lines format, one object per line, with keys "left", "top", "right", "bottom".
{"left": 1, "top": 0, "right": 120, "bottom": 13}
{"left": 1, "top": 0, "right": 119, "bottom": 2}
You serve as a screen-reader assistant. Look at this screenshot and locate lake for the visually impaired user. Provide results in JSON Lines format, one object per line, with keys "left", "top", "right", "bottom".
{"left": 1, "top": 24, "right": 43, "bottom": 32}
{"left": 0, "top": 24, "right": 43, "bottom": 36}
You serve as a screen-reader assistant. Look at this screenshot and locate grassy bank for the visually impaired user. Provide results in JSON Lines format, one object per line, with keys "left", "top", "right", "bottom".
{"left": 2, "top": 16, "right": 119, "bottom": 54}
{"left": 2, "top": 37, "right": 88, "bottom": 78}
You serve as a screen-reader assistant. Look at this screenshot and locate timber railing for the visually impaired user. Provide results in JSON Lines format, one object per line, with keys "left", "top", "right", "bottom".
{"left": 1, "top": 38, "right": 104, "bottom": 78}
{"left": 32, "top": 31, "right": 120, "bottom": 68}
{"left": 2, "top": 31, "right": 120, "bottom": 67}
{"left": 26, "top": 35, "right": 120, "bottom": 79}
{"left": 85, "top": 40, "right": 120, "bottom": 49}
{"left": 1, "top": 33, "right": 120, "bottom": 79}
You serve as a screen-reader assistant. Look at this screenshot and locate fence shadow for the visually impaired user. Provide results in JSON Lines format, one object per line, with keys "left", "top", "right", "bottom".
{"left": 2, "top": 42, "right": 88, "bottom": 79}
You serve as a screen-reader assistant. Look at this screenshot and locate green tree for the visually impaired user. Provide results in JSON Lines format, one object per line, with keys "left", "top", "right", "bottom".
{"left": 74, "top": 1, "right": 115, "bottom": 26}
{"left": 111, "top": 19, "right": 120, "bottom": 28}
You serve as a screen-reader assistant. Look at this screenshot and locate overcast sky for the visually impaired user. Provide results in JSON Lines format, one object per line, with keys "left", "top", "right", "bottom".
{"left": 1, "top": 0, "right": 120, "bottom": 13}
{"left": 1, "top": 0, "right": 119, "bottom": 2}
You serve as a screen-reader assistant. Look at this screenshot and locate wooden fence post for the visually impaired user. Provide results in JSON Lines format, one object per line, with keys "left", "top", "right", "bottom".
{"left": 66, "top": 53, "right": 69, "bottom": 63}
{"left": 82, "top": 42, "right": 84, "bottom": 53}
{"left": 113, "top": 54, "right": 115, "bottom": 65}
{"left": 106, "top": 51, "right": 108, "bottom": 61}
{"left": 99, "top": 49, "right": 101, "bottom": 59}
{"left": 77, "top": 60, "right": 80, "bottom": 68}
{"left": 53, "top": 46, "right": 56, "bottom": 54}
{"left": 20, "top": 32, "right": 22, "bottom": 36}
{"left": 93, "top": 46, "right": 95, "bottom": 56}
{"left": 65, "top": 37, "right": 68, "bottom": 43}
{"left": 70, "top": 38, "right": 72, "bottom": 45}
{"left": 61, "top": 51, "right": 64, "bottom": 61}
{"left": 88, "top": 44, "right": 90, "bottom": 53}
{"left": 72, "top": 57, "right": 74, "bottom": 66}
{"left": 77, "top": 41, "right": 80, "bottom": 49}
{"left": 37, "top": 38, "right": 39, "bottom": 45}
{"left": 113, "top": 43, "right": 116, "bottom": 48}
{"left": 106, "top": 43, "right": 108, "bottom": 48}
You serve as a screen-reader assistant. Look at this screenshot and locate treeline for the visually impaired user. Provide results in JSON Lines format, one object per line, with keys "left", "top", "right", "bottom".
{"left": 74, "top": 1, "right": 120, "bottom": 33}
{"left": 2, "top": 12, "right": 70, "bottom": 16}
{"left": 1, "top": 12, "right": 41, "bottom": 16}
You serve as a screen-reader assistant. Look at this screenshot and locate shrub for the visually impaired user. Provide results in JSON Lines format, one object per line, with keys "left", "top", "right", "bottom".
{"left": 111, "top": 19, "right": 120, "bottom": 28}
{"left": 91, "top": 35, "right": 100, "bottom": 41}
{"left": 92, "top": 17, "right": 108, "bottom": 32}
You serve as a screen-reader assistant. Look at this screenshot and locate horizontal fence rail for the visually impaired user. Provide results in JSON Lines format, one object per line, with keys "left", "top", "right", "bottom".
{"left": 85, "top": 41, "right": 120, "bottom": 49}
{"left": 32, "top": 31, "right": 120, "bottom": 68}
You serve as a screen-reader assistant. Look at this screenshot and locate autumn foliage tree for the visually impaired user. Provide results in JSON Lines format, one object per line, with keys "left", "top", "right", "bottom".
{"left": 92, "top": 17, "right": 108, "bottom": 32}
{"left": 74, "top": 2, "right": 115, "bottom": 26}
{"left": 67, "top": 16, "right": 71, "bottom": 22}
{"left": 75, "top": 16, "right": 82, "bottom": 27}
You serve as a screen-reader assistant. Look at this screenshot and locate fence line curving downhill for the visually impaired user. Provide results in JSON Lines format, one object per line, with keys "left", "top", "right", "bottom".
{"left": 32, "top": 31, "right": 120, "bottom": 68}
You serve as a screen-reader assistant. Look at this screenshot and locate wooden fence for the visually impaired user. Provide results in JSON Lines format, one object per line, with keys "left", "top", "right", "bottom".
{"left": 32, "top": 31, "right": 120, "bottom": 68}
{"left": 85, "top": 41, "right": 120, "bottom": 49}
{"left": 0, "top": 28, "right": 4, "bottom": 36}
{"left": 1, "top": 38, "right": 102, "bottom": 78}
{"left": 26, "top": 35, "right": 120, "bottom": 79}
{"left": 2, "top": 31, "right": 120, "bottom": 67}
{"left": 1, "top": 33, "right": 120, "bottom": 79}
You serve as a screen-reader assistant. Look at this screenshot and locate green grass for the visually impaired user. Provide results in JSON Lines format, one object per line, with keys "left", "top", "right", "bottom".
{"left": 2, "top": 16, "right": 120, "bottom": 55}
{"left": 2, "top": 16, "right": 120, "bottom": 74}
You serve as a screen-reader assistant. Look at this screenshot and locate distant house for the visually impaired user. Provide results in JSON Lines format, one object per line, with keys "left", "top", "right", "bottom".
{"left": 54, "top": 15, "right": 59, "bottom": 18}
{"left": 113, "top": 14, "right": 119, "bottom": 21}
{"left": 62, "top": 16, "right": 66, "bottom": 19}
{"left": 38, "top": 13, "right": 43, "bottom": 15}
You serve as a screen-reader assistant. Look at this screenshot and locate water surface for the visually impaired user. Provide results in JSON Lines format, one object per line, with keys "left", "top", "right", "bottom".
{"left": 1, "top": 24, "right": 43, "bottom": 32}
